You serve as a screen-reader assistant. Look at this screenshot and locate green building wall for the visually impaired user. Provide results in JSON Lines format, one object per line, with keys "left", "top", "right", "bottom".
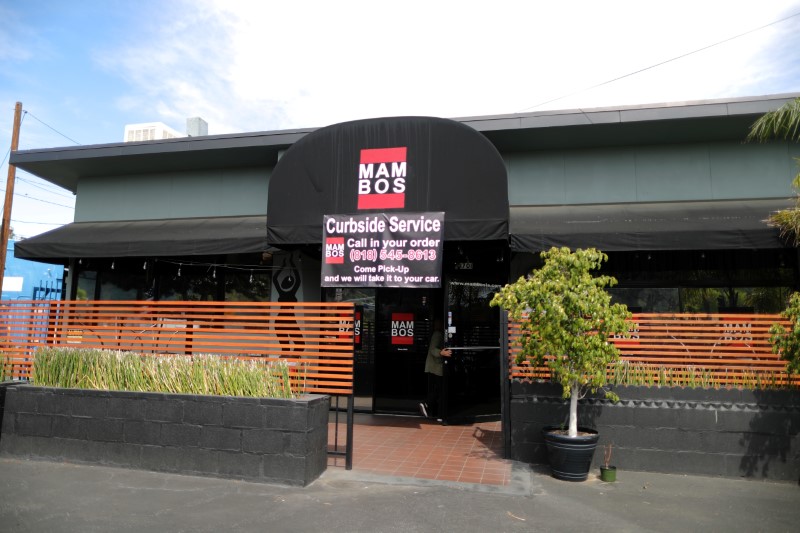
{"left": 71, "top": 140, "right": 798, "bottom": 223}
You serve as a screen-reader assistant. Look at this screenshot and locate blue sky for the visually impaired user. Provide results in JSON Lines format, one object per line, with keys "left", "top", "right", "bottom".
{"left": 1, "top": 0, "right": 800, "bottom": 239}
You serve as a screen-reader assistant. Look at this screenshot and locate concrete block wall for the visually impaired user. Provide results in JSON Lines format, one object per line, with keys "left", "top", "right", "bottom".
{"left": 0, "top": 385, "right": 329, "bottom": 486}
{"left": 510, "top": 382, "right": 800, "bottom": 481}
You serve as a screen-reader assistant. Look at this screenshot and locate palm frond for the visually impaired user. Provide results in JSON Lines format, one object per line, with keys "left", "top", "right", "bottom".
{"left": 766, "top": 206, "right": 800, "bottom": 245}
{"left": 747, "top": 97, "right": 800, "bottom": 143}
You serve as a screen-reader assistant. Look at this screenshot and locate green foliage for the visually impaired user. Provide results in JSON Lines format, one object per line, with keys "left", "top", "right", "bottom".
{"left": 33, "top": 348, "right": 300, "bottom": 399}
{"left": 769, "top": 292, "right": 800, "bottom": 376}
{"left": 747, "top": 97, "right": 800, "bottom": 245}
{"left": 609, "top": 361, "right": 787, "bottom": 390}
{"left": 491, "top": 247, "right": 631, "bottom": 434}
{"left": 766, "top": 188, "right": 800, "bottom": 246}
{"left": 746, "top": 97, "right": 800, "bottom": 143}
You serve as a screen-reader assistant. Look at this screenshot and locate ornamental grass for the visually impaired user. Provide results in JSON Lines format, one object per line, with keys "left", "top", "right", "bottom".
{"left": 608, "top": 361, "right": 788, "bottom": 390}
{"left": 33, "top": 347, "right": 302, "bottom": 399}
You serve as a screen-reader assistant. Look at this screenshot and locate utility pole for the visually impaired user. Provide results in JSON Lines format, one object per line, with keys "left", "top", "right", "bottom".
{"left": 0, "top": 102, "right": 23, "bottom": 295}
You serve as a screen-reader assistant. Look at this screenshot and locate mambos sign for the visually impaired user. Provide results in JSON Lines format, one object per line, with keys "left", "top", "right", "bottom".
{"left": 322, "top": 212, "right": 444, "bottom": 288}
{"left": 391, "top": 312, "right": 414, "bottom": 346}
{"left": 358, "top": 147, "right": 407, "bottom": 210}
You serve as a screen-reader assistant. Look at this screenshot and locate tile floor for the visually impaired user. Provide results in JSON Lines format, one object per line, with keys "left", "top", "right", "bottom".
{"left": 328, "top": 413, "right": 511, "bottom": 486}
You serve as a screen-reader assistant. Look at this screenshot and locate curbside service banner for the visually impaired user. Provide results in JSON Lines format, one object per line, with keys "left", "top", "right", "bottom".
{"left": 322, "top": 212, "right": 444, "bottom": 288}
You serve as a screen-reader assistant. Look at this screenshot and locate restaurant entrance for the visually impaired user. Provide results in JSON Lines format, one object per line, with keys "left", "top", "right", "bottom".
{"left": 327, "top": 242, "right": 507, "bottom": 422}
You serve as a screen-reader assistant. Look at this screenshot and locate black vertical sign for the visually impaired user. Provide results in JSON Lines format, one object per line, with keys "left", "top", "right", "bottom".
{"left": 322, "top": 212, "right": 444, "bottom": 288}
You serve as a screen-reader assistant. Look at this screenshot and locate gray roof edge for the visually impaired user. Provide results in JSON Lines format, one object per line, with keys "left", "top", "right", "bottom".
{"left": 10, "top": 127, "right": 315, "bottom": 163}
{"left": 456, "top": 92, "right": 800, "bottom": 131}
{"left": 10, "top": 93, "right": 799, "bottom": 164}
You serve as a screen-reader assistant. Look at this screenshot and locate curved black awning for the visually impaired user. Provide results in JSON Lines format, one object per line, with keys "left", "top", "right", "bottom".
{"left": 267, "top": 116, "right": 509, "bottom": 246}
{"left": 510, "top": 199, "right": 794, "bottom": 252}
{"left": 14, "top": 215, "right": 269, "bottom": 264}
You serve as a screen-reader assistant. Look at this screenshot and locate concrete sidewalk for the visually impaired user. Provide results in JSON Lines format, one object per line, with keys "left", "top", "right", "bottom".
{"left": 0, "top": 457, "right": 797, "bottom": 533}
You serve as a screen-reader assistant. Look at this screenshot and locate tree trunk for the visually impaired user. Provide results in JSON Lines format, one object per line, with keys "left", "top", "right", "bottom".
{"left": 568, "top": 383, "right": 579, "bottom": 437}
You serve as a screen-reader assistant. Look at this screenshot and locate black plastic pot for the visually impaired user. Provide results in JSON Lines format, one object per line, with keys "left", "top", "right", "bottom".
{"left": 542, "top": 426, "right": 599, "bottom": 482}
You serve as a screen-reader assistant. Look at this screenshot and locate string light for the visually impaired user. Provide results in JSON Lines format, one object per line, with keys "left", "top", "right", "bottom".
{"left": 177, "top": 264, "right": 181, "bottom": 277}
{"left": 212, "top": 267, "right": 216, "bottom": 279}
{"left": 249, "top": 270, "right": 254, "bottom": 283}
{"left": 111, "top": 261, "right": 115, "bottom": 270}
{"left": 143, "top": 261, "right": 148, "bottom": 270}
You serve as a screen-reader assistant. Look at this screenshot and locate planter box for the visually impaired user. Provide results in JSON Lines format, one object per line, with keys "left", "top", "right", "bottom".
{"left": 509, "top": 381, "right": 800, "bottom": 481}
{"left": 0, "top": 385, "right": 329, "bottom": 486}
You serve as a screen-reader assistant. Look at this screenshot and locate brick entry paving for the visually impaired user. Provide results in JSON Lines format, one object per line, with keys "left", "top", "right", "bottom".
{"left": 329, "top": 414, "right": 511, "bottom": 486}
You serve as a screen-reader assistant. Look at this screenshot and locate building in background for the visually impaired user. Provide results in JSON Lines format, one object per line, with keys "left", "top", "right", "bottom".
{"left": 124, "top": 117, "right": 208, "bottom": 142}
{"left": 123, "top": 122, "right": 181, "bottom": 142}
{"left": 1, "top": 241, "right": 64, "bottom": 301}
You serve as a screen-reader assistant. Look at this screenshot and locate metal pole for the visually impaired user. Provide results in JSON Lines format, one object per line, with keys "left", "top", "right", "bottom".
{"left": 500, "top": 310, "right": 512, "bottom": 459}
{"left": 0, "top": 102, "right": 23, "bottom": 294}
{"left": 346, "top": 393, "right": 354, "bottom": 470}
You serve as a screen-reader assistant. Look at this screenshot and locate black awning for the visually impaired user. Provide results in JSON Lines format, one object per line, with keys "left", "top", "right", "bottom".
{"left": 510, "top": 199, "right": 794, "bottom": 252}
{"left": 267, "top": 116, "right": 508, "bottom": 245}
{"left": 14, "top": 215, "right": 269, "bottom": 264}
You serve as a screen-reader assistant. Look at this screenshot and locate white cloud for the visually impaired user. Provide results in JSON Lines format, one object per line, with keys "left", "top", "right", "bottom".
{"left": 94, "top": 1, "right": 800, "bottom": 134}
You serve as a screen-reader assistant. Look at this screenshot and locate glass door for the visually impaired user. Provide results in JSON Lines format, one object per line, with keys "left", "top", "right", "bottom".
{"left": 441, "top": 279, "right": 502, "bottom": 423}
{"left": 373, "top": 288, "right": 439, "bottom": 413}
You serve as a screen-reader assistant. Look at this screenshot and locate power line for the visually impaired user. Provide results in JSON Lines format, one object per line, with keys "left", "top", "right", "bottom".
{"left": 21, "top": 110, "right": 82, "bottom": 146}
{"left": 10, "top": 219, "right": 64, "bottom": 225}
{"left": 1, "top": 191, "right": 75, "bottom": 209}
{"left": 516, "top": 10, "right": 800, "bottom": 113}
{"left": 16, "top": 175, "right": 74, "bottom": 199}
{"left": 18, "top": 193, "right": 74, "bottom": 209}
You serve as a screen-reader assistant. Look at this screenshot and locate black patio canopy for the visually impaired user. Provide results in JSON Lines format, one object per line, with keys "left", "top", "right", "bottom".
{"left": 266, "top": 116, "right": 509, "bottom": 246}
{"left": 14, "top": 215, "right": 269, "bottom": 264}
{"left": 509, "top": 198, "right": 794, "bottom": 252}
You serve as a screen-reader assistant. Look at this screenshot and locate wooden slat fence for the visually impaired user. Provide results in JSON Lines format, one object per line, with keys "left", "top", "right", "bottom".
{"left": 0, "top": 300, "right": 355, "bottom": 395}
{"left": 508, "top": 313, "right": 799, "bottom": 387}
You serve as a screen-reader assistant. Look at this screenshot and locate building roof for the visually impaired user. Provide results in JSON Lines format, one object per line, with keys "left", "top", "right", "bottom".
{"left": 10, "top": 93, "right": 800, "bottom": 193}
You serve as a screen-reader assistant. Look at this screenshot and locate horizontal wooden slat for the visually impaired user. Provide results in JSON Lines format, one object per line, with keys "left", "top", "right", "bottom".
{"left": 507, "top": 313, "right": 800, "bottom": 387}
{"left": 0, "top": 300, "right": 355, "bottom": 395}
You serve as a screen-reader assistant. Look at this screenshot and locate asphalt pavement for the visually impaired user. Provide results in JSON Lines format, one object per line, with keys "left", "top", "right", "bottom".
{"left": 0, "top": 457, "right": 798, "bottom": 533}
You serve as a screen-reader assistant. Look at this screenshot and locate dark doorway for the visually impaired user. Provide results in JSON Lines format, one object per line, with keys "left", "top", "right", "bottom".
{"left": 371, "top": 241, "right": 507, "bottom": 421}
{"left": 326, "top": 241, "right": 509, "bottom": 420}
{"left": 441, "top": 279, "right": 503, "bottom": 423}
{"left": 437, "top": 241, "right": 507, "bottom": 423}
{"left": 373, "top": 287, "right": 440, "bottom": 413}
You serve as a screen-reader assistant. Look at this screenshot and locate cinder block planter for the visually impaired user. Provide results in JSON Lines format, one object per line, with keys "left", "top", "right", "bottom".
{"left": 0, "top": 385, "right": 329, "bottom": 486}
{"left": 510, "top": 381, "right": 800, "bottom": 481}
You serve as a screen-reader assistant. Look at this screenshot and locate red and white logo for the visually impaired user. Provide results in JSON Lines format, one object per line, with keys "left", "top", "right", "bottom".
{"left": 324, "top": 237, "right": 345, "bottom": 264}
{"left": 358, "top": 147, "right": 407, "bottom": 210}
{"left": 391, "top": 312, "right": 414, "bottom": 345}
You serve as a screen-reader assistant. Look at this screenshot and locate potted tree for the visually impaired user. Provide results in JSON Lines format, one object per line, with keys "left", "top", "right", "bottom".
{"left": 491, "top": 247, "right": 631, "bottom": 481}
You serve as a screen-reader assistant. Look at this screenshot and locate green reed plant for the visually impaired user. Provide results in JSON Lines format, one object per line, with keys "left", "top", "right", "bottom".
{"left": 33, "top": 348, "right": 302, "bottom": 399}
{"left": 606, "top": 361, "right": 789, "bottom": 390}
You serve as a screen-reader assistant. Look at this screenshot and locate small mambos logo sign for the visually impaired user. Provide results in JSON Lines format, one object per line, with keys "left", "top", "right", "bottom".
{"left": 325, "top": 237, "right": 345, "bottom": 264}
{"left": 391, "top": 312, "right": 414, "bottom": 345}
{"left": 358, "top": 147, "right": 407, "bottom": 210}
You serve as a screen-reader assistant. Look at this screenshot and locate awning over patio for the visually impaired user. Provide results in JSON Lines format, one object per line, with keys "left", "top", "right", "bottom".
{"left": 509, "top": 198, "right": 794, "bottom": 252}
{"left": 14, "top": 215, "right": 269, "bottom": 264}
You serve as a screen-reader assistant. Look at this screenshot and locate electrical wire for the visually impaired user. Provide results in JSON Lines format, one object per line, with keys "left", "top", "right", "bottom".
{"left": 21, "top": 110, "right": 82, "bottom": 146}
{"left": 10, "top": 219, "right": 64, "bottom": 225}
{"left": 16, "top": 175, "right": 74, "bottom": 199}
{"left": 515, "top": 10, "right": 800, "bottom": 113}
{"left": 15, "top": 193, "right": 74, "bottom": 209}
